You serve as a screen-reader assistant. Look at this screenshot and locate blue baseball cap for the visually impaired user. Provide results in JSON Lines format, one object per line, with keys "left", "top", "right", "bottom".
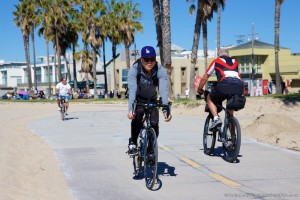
{"left": 141, "top": 46, "right": 156, "bottom": 58}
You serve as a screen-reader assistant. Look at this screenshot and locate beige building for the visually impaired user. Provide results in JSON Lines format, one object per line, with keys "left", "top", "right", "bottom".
{"left": 107, "top": 45, "right": 216, "bottom": 96}
{"left": 107, "top": 41, "right": 300, "bottom": 97}
{"left": 228, "top": 40, "right": 300, "bottom": 95}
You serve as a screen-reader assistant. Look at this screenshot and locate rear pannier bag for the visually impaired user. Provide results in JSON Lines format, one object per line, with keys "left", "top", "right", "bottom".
{"left": 226, "top": 94, "right": 246, "bottom": 111}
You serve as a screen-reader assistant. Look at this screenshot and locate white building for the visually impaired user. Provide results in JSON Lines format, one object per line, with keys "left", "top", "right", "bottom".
{"left": 0, "top": 53, "right": 105, "bottom": 95}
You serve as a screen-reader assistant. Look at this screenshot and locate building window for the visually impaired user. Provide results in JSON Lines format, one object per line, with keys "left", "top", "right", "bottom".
{"left": 122, "top": 69, "right": 128, "bottom": 83}
{"left": 1, "top": 71, "right": 7, "bottom": 85}
{"left": 11, "top": 76, "right": 22, "bottom": 84}
{"left": 61, "top": 64, "right": 65, "bottom": 73}
{"left": 36, "top": 67, "right": 42, "bottom": 83}
{"left": 44, "top": 66, "right": 53, "bottom": 82}
{"left": 181, "top": 67, "right": 186, "bottom": 78}
{"left": 245, "top": 56, "right": 249, "bottom": 67}
{"left": 240, "top": 56, "right": 245, "bottom": 67}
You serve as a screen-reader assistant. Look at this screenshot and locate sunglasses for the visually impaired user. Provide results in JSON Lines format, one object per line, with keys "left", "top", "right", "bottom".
{"left": 143, "top": 57, "right": 156, "bottom": 62}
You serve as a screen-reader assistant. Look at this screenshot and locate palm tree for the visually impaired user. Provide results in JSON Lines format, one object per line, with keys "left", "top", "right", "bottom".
{"left": 67, "top": 6, "right": 80, "bottom": 93}
{"left": 161, "top": 0, "right": 173, "bottom": 97}
{"left": 215, "top": 0, "right": 225, "bottom": 52}
{"left": 201, "top": 1, "right": 214, "bottom": 74}
{"left": 152, "top": 0, "right": 173, "bottom": 98}
{"left": 274, "top": 0, "right": 284, "bottom": 94}
{"left": 36, "top": 0, "right": 53, "bottom": 96}
{"left": 105, "top": 0, "right": 123, "bottom": 91}
{"left": 50, "top": 0, "right": 72, "bottom": 82}
{"left": 186, "top": 0, "right": 204, "bottom": 99}
{"left": 152, "top": 0, "right": 164, "bottom": 65}
{"left": 13, "top": 0, "right": 33, "bottom": 91}
{"left": 118, "top": 0, "right": 143, "bottom": 70}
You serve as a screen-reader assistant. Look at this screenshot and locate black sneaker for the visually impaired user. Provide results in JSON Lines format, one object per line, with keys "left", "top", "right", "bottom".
{"left": 128, "top": 142, "right": 137, "bottom": 155}
{"left": 209, "top": 117, "right": 222, "bottom": 131}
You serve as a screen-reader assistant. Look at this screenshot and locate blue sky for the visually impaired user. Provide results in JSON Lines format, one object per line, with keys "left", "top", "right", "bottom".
{"left": 1, "top": 0, "right": 300, "bottom": 62}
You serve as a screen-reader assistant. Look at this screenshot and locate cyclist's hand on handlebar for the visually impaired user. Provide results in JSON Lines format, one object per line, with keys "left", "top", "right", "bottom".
{"left": 127, "top": 111, "right": 135, "bottom": 120}
{"left": 163, "top": 112, "right": 172, "bottom": 122}
{"left": 197, "top": 88, "right": 205, "bottom": 95}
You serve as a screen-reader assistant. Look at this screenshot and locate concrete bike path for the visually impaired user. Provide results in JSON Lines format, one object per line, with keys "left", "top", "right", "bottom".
{"left": 29, "top": 104, "right": 300, "bottom": 200}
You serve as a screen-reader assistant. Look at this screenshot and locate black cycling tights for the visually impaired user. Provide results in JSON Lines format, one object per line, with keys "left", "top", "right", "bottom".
{"left": 130, "top": 105, "right": 159, "bottom": 145}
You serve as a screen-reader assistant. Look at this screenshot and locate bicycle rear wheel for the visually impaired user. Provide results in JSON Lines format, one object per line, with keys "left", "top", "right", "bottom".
{"left": 144, "top": 128, "right": 158, "bottom": 190}
{"left": 203, "top": 115, "right": 216, "bottom": 155}
{"left": 223, "top": 117, "right": 241, "bottom": 163}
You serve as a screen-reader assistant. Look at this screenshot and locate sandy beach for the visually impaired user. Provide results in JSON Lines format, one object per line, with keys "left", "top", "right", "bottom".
{"left": 0, "top": 97, "right": 299, "bottom": 200}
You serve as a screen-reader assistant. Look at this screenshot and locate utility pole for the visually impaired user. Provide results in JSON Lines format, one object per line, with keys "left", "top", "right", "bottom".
{"left": 250, "top": 23, "right": 255, "bottom": 96}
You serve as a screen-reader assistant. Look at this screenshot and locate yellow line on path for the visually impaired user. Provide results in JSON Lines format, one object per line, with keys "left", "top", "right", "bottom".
{"left": 158, "top": 144, "right": 172, "bottom": 151}
{"left": 209, "top": 173, "right": 241, "bottom": 188}
{"left": 180, "top": 157, "right": 202, "bottom": 169}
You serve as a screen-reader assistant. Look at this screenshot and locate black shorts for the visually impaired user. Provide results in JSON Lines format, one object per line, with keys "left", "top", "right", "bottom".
{"left": 210, "top": 78, "right": 244, "bottom": 105}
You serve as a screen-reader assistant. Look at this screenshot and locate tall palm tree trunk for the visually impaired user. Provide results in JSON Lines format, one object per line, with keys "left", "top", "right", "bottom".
{"left": 46, "top": 41, "right": 51, "bottom": 97}
{"left": 56, "top": 32, "right": 62, "bottom": 81}
{"left": 274, "top": 0, "right": 283, "bottom": 94}
{"left": 64, "top": 55, "right": 71, "bottom": 81}
{"left": 92, "top": 48, "right": 98, "bottom": 99}
{"left": 31, "top": 30, "right": 37, "bottom": 90}
{"left": 103, "top": 39, "right": 108, "bottom": 94}
{"left": 125, "top": 44, "right": 131, "bottom": 70}
{"left": 152, "top": 0, "right": 164, "bottom": 65}
{"left": 112, "top": 43, "right": 117, "bottom": 91}
{"left": 217, "top": 1, "right": 221, "bottom": 52}
{"left": 189, "top": 0, "right": 203, "bottom": 99}
{"left": 54, "top": 52, "right": 58, "bottom": 85}
{"left": 202, "top": 19, "right": 208, "bottom": 74}
{"left": 23, "top": 35, "right": 33, "bottom": 90}
{"left": 161, "top": 0, "right": 173, "bottom": 97}
{"left": 72, "top": 44, "right": 78, "bottom": 92}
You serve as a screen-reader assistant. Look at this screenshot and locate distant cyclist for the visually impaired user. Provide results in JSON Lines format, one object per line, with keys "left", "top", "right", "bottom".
{"left": 197, "top": 48, "right": 244, "bottom": 131}
{"left": 127, "top": 45, "right": 172, "bottom": 155}
{"left": 55, "top": 78, "right": 72, "bottom": 115}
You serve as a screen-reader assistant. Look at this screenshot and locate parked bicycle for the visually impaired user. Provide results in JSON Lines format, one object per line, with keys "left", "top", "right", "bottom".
{"left": 59, "top": 96, "right": 67, "bottom": 121}
{"left": 202, "top": 90, "right": 246, "bottom": 163}
{"left": 130, "top": 98, "right": 172, "bottom": 190}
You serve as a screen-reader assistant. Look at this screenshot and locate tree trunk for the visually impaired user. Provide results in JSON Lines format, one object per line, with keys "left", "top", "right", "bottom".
{"left": 274, "top": 0, "right": 282, "bottom": 94}
{"left": 64, "top": 55, "right": 71, "bottom": 81}
{"left": 31, "top": 30, "right": 37, "bottom": 90}
{"left": 152, "top": 0, "right": 164, "bottom": 65}
{"left": 103, "top": 39, "right": 108, "bottom": 94}
{"left": 46, "top": 41, "right": 51, "bottom": 97}
{"left": 54, "top": 52, "right": 58, "bottom": 85}
{"left": 161, "top": 0, "right": 173, "bottom": 98}
{"left": 85, "top": 72, "right": 90, "bottom": 92}
{"left": 189, "top": 0, "right": 203, "bottom": 99}
{"left": 92, "top": 48, "right": 98, "bottom": 99}
{"left": 202, "top": 19, "right": 208, "bottom": 82}
{"left": 56, "top": 32, "right": 62, "bottom": 81}
{"left": 125, "top": 44, "right": 131, "bottom": 70}
{"left": 217, "top": 1, "right": 221, "bottom": 52}
{"left": 112, "top": 42, "right": 117, "bottom": 91}
{"left": 72, "top": 44, "right": 78, "bottom": 92}
{"left": 23, "top": 34, "right": 32, "bottom": 91}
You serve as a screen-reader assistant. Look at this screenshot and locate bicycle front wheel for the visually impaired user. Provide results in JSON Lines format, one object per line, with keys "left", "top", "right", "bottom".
{"left": 203, "top": 115, "right": 216, "bottom": 155}
{"left": 61, "top": 105, "right": 65, "bottom": 121}
{"left": 144, "top": 128, "right": 158, "bottom": 190}
{"left": 133, "top": 129, "right": 145, "bottom": 177}
{"left": 223, "top": 117, "right": 241, "bottom": 163}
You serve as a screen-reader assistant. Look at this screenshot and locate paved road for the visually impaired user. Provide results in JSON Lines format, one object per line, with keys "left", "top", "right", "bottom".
{"left": 29, "top": 104, "right": 300, "bottom": 200}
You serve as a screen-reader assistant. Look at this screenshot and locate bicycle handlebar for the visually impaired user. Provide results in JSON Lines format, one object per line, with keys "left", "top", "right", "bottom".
{"left": 132, "top": 98, "right": 172, "bottom": 116}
